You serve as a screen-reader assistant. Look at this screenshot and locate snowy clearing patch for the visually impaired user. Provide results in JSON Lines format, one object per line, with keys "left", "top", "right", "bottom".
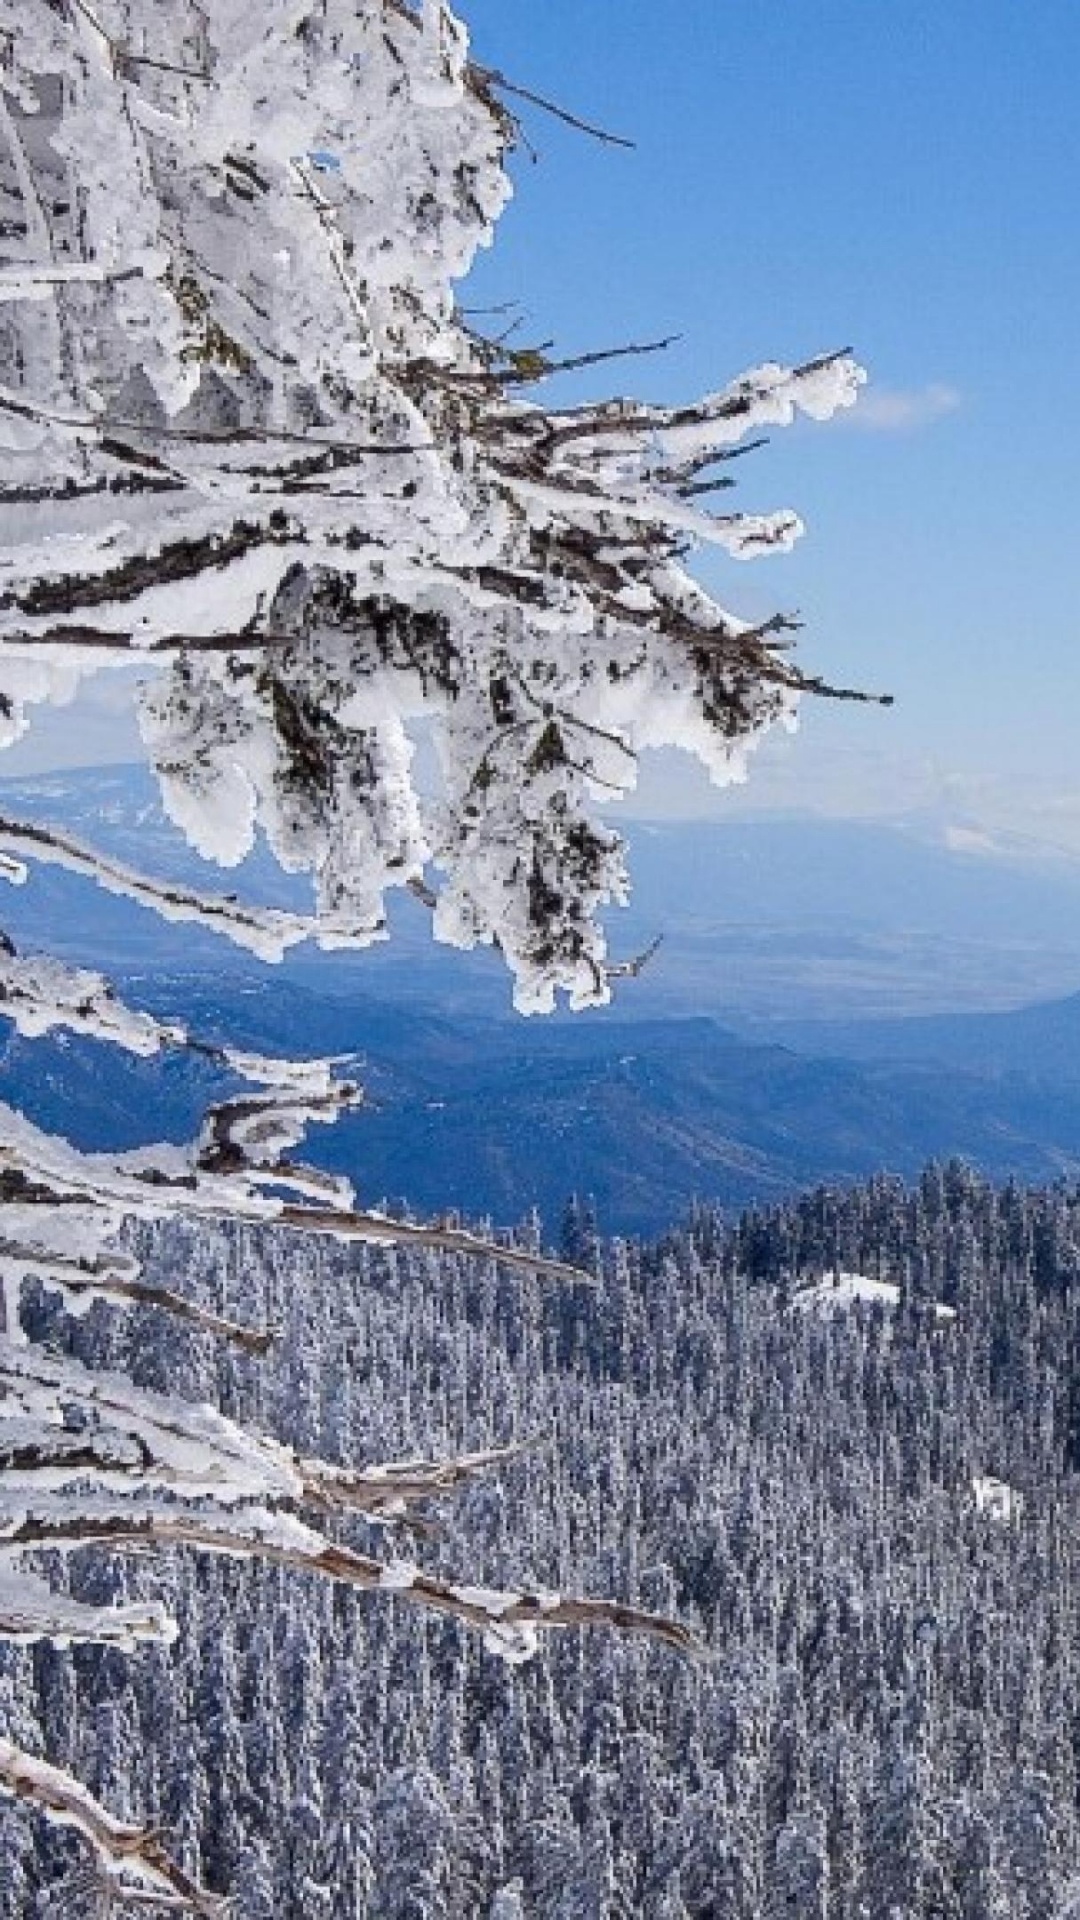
{"left": 792, "top": 1272, "right": 956, "bottom": 1323}
{"left": 972, "top": 1477, "right": 1022, "bottom": 1524}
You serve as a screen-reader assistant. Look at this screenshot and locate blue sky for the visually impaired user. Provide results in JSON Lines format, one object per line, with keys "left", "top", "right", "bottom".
{"left": 452, "top": 0, "right": 1080, "bottom": 840}
{"left": 13, "top": 1, "right": 1080, "bottom": 850}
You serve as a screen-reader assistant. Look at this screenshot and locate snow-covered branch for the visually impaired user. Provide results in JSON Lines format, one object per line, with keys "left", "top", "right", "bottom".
{"left": 0, "top": 812, "right": 331, "bottom": 960}
{"left": 0, "top": 1085, "right": 591, "bottom": 1341}
{"left": 0, "top": 1336, "right": 697, "bottom": 1686}
{"left": 0, "top": 1231, "right": 277, "bottom": 1353}
{"left": 0, "top": 1739, "right": 220, "bottom": 1914}
{"left": 8, "top": 1505, "right": 702, "bottom": 1658}
{"left": 0, "top": 3, "right": 866, "bottom": 1896}
{"left": 0, "top": 0, "right": 874, "bottom": 1009}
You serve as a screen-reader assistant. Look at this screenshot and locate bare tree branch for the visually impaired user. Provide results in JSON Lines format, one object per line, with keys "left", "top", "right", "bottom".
{"left": 509, "top": 334, "right": 680, "bottom": 382}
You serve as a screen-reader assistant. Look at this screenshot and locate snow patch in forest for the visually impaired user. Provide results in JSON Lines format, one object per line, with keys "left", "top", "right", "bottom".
{"left": 972, "top": 1476, "right": 1022, "bottom": 1523}
{"left": 792, "top": 1271, "right": 957, "bottom": 1322}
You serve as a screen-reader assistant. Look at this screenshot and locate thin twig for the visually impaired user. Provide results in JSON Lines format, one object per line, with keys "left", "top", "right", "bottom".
{"left": 500, "top": 335, "right": 680, "bottom": 386}
{"left": 474, "top": 65, "right": 635, "bottom": 150}
{"left": 675, "top": 475, "right": 735, "bottom": 498}
{"left": 607, "top": 933, "right": 663, "bottom": 982}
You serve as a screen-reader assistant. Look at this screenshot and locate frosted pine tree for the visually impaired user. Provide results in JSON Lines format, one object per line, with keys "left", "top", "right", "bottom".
{"left": 0, "top": 0, "right": 875, "bottom": 1903}
{"left": 767, "top": 1806, "right": 831, "bottom": 1920}
{"left": 0, "top": 1, "right": 874, "bottom": 1011}
{"left": 490, "top": 1881, "right": 527, "bottom": 1920}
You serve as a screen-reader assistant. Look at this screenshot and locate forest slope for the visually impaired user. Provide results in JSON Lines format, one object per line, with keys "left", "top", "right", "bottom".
{"left": 4, "top": 1165, "right": 1080, "bottom": 1916}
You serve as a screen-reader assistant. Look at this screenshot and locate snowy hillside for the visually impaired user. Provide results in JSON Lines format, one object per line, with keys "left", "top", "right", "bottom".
{"left": 5, "top": 1167, "right": 1080, "bottom": 1915}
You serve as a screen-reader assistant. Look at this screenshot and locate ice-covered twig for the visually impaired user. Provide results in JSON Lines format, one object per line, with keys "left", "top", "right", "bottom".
{"left": 0, "top": 940, "right": 353, "bottom": 1096}
{"left": 0, "top": 1097, "right": 592, "bottom": 1291}
{"left": 524, "top": 349, "right": 861, "bottom": 463}
{"left": 472, "top": 64, "right": 635, "bottom": 149}
{"left": 0, "top": 814, "right": 328, "bottom": 961}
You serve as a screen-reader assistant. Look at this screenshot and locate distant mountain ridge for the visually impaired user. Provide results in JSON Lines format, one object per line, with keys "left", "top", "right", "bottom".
{"left": 773, "top": 989, "right": 1080, "bottom": 1078}
{"left": 10, "top": 970, "right": 1080, "bottom": 1235}
{"left": 7, "top": 764, "right": 1080, "bottom": 1234}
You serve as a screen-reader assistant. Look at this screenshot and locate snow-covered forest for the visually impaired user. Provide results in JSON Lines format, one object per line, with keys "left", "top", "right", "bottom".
{"left": 5, "top": 1165, "right": 1080, "bottom": 1916}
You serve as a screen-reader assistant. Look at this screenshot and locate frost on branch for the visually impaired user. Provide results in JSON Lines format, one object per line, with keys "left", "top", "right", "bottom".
{"left": 0, "top": 0, "right": 869, "bottom": 1898}
{"left": 0, "top": 0, "right": 871, "bottom": 1013}
{"left": 0, "top": 1738, "right": 224, "bottom": 1913}
{"left": 0, "top": 964, "right": 587, "bottom": 1348}
{"left": 0, "top": 1332, "right": 698, "bottom": 1905}
{"left": 0, "top": 1337, "right": 696, "bottom": 1665}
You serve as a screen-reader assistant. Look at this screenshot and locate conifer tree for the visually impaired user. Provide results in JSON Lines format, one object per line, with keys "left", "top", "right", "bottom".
{"left": 0, "top": 0, "right": 876, "bottom": 1901}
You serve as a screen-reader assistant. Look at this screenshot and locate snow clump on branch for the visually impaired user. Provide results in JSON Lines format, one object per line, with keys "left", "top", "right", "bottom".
{"left": 0, "top": 1, "right": 869, "bottom": 1901}
{"left": 0, "top": 0, "right": 868, "bottom": 1013}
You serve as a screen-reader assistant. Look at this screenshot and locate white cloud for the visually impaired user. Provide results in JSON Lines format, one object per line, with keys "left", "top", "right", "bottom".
{"left": 842, "top": 381, "right": 962, "bottom": 433}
